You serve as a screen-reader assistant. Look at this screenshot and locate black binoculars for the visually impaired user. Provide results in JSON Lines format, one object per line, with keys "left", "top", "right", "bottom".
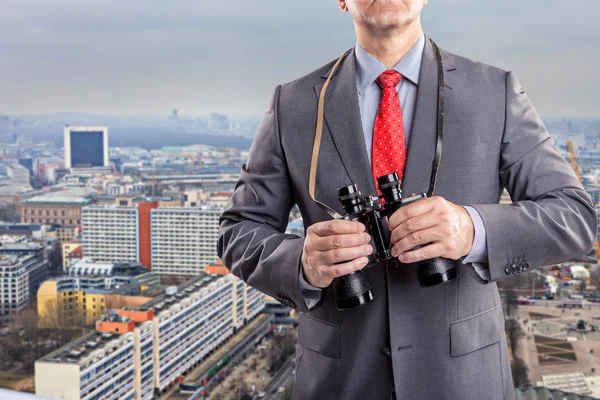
{"left": 332, "top": 172, "right": 458, "bottom": 311}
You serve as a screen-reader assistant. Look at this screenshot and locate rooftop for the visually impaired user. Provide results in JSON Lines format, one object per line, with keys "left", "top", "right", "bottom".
{"left": 135, "top": 273, "right": 220, "bottom": 314}
{"left": 0, "top": 241, "right": 45, "bottom": 251}
{"left": 37, "top": 327, "right": 133, "bottom": 366}
{"left": 515, "top": 386, "right": 598, "bottom": 400}
{"left": 22, "top": 187, "right": 93, "bottom": 205}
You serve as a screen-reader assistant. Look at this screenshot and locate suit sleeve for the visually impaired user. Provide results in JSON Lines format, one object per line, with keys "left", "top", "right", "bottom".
{"left": 469, "top": 72, "right": 597, "bottom": 282}
{"left": 217, "top": 85, "right": 310, "bottom": 312}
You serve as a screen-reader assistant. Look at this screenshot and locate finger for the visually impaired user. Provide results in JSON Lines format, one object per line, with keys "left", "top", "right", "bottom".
{"left": 390, "top": 214, "right": 440, "bottom": 245}
{"left": 318, "top": 244, "right": 373, "bottom": 265}
{"left": 391, "top": 227, "right": 444, "bottom": 257}
{"left": 398, "top": 243, "right": 446, "bottom": 264}
{"left": 322, "top": 257, "right": 370, "bottom": 279}
{"left": 309, "top": 220, "right": 365, "bottom": 237}
{"left": 313, "top": 232, "right": 372, "bottom": 251}
{"left": 388, "top": 196, "right": 444, "bottom": 231}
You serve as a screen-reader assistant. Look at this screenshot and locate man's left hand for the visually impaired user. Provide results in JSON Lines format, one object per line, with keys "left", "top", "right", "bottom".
{"left": 388, "top": 196, "right": 475, "bottom": 263}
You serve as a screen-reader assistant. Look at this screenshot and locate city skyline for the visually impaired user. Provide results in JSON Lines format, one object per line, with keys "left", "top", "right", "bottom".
{"left": 0, "top": 1, "right": 599, "bottom": 117}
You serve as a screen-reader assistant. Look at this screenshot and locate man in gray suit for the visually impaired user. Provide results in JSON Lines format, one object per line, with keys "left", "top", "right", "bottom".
{"left": 218, "top": 1, "right": 597, "bottom": 399}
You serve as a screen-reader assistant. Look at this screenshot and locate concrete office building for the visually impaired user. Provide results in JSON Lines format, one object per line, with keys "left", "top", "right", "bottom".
{"left": 35, "top": 273, "right": 265, "bottom": 400}
{"left": 7, "top": 164, "right": 30, "bottom": 184}
{"left": 64, "top": 127, "right": 109, "bottom": 169}
{"left": 150, "top": 207, "right": 221, "bottom": 276}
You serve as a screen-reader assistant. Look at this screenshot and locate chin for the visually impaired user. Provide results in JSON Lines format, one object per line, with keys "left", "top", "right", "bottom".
{"left": 361, "top": 5, "right": 422, "bottom": 31}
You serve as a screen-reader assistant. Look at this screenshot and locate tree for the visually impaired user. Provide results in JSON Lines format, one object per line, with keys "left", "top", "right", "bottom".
{"left": 503, "top": 289, "right": 519, "bottom": 317}
{"left": 511, "top": 356, "right": 530, "bottom": 388}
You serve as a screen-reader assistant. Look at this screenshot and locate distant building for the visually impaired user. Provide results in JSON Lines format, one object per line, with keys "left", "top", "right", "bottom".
{"left": 210, "top": 113, "right": 229, "bottom": 131}
{"left": 82, "top": 205, "right": 140, "bottom": 264}
{"left": 0, "top": 115, "right": 11, "bottom": 132}
{"left": 45, "top": 224, "right": 79, "bottom": 243}
{"left": 0, "top": 223, "right": 45, "bottom": 238}
{"left": 35, "top": 273, "right": 266, "bottom": 400}
{"left": 0, "top": 238, "right": 50, "bottom": 303}
{"left": 539, "top": 372, "right": 592, "bottom": 396}
{"left": 37, "top": 260, "right": 158, "bottom": 327}
{"left": 64, "top": 126, "right": 109, "bottom": 169}
{"left": 0, "top": 237, "right": 49, "bottom": 315}
{"left": 17, "top": 158, "right": 34, "bottom": 175}
{"left": 150, "top": 207, "right": 221, "bottom": 275}
{"left": 19, "top": 187, "right": 94, "bottom": 225}
{"left": 61, "top": 240, "right": 82, "bottom": 270}
{"left": 81, "top": 199, "right": 158, "bottom": 268}
{"left": 7, "top": 164, "right": 31, "bottom": 184}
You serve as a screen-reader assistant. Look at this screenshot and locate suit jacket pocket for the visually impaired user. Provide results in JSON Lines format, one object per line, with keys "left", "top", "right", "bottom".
{"left": 298, "top": 313, "right": 341, "bottom": 359}
{"left": 450, "top": 304, "right": 504, "bottom": 357}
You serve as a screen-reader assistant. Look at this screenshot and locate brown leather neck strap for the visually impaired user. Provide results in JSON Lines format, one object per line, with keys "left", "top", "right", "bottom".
{"left": 308, "top": 49, "right": 351, "bottom": 220}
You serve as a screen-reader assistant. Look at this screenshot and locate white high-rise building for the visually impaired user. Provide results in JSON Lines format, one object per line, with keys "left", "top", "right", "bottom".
{"left": 151, "top": 207, "right": 222, "bottom": 275}
{"left": 82, "top": 206, "right": 139, "bottom": 263}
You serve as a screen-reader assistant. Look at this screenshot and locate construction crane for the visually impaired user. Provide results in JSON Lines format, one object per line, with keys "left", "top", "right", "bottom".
{"left": 151, "top": 170, "right": 156, "bottom": 197}
{"left": 38, "top": 163, "right": 44, "bottom": 188}
{"left": 567, "top": 139, "right": 600, "bottom": 263}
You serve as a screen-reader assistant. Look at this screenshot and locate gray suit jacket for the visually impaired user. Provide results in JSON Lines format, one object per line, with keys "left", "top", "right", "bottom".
{"left": 218, "top": 39, "right": 597, "bottom": 400}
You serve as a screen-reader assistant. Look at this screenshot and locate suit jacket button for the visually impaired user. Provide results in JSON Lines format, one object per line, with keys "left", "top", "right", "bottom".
{"left": 380, "top": 345, "right": 391, "bottom": 357}
{"left": 523, "top": 262, "right": 530, "bottom": 270}
{"left": 505, "top": 266, "right": 512, "bottom": 275}
{"left": 388, "top": 259, "right": 401, "bottom": 274}
{"left": 278, "top": 297, "right": 294, "bottom": 308}
{"left": 516, "top": 263, "right": 524, "bottom": 273}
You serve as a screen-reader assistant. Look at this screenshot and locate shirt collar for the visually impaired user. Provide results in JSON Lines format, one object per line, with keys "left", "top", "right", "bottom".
{"left": 355, "top": 33, "right": 425, "bottom": 96}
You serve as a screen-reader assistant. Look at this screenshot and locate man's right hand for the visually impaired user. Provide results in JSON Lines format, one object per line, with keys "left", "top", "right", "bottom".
{"left": 301, "top": 220, "right": 373, "bottom": 288}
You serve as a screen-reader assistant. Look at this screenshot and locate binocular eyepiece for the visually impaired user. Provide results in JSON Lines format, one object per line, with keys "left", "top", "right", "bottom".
{"left": 333, "top": 172, "right": 458, "bottom": 311}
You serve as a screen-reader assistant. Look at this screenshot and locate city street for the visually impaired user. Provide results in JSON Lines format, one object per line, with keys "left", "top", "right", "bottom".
{"left": 262, "top": 357, "right": 294, "bottom": 400}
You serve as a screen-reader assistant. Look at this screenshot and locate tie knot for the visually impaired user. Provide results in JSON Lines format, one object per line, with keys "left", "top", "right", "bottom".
{"left": 377, "top": 70, "right": 402, "bottom": 88}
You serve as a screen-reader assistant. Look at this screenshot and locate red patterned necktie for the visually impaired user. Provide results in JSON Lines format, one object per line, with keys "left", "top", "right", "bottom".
{"left": 372, "top": 70, "right": 406, "bottom": 195}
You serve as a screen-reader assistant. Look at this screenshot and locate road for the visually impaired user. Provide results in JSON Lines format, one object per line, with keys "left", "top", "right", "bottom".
{"left": 262, "top": 358, "right": 294, "bottom": 400}
{"left": 518, "top": 298, "right": 600, "bottom": 309}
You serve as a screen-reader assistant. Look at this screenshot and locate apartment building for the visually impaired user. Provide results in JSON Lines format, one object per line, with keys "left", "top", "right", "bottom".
{"left": 37, "top": 261, "right": 158, "bottom": 327}
{"left": 0, "top": 248, "right": 49, "bottom": 315}
{"left": 150, "top": 207, "right": 221, "bottom": 276}
{"left": 81, "top": 200, "right": 158, "bottom": 269}
{"left": 36, "top": 273, "right": 265, "bottom": 400}
{"left": 82, "top": 206, "right": 139, "bottom": 264}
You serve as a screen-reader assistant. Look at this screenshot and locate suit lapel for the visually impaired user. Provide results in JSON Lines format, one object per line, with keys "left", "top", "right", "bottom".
{"left": 402, "top": 39, "right": 455, "bottom": 197}
{"left": 314, "top": 51, "right": 376, "bottom": 199}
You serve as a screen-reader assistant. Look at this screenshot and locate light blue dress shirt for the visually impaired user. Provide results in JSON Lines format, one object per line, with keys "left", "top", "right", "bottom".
{"left": 299, "top": 34, "right": 489, "bottom": 309}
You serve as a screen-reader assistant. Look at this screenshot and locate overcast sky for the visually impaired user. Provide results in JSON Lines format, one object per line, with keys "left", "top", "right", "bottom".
{"left": 0, "top": 1, "right": 598, "bottom": 118}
